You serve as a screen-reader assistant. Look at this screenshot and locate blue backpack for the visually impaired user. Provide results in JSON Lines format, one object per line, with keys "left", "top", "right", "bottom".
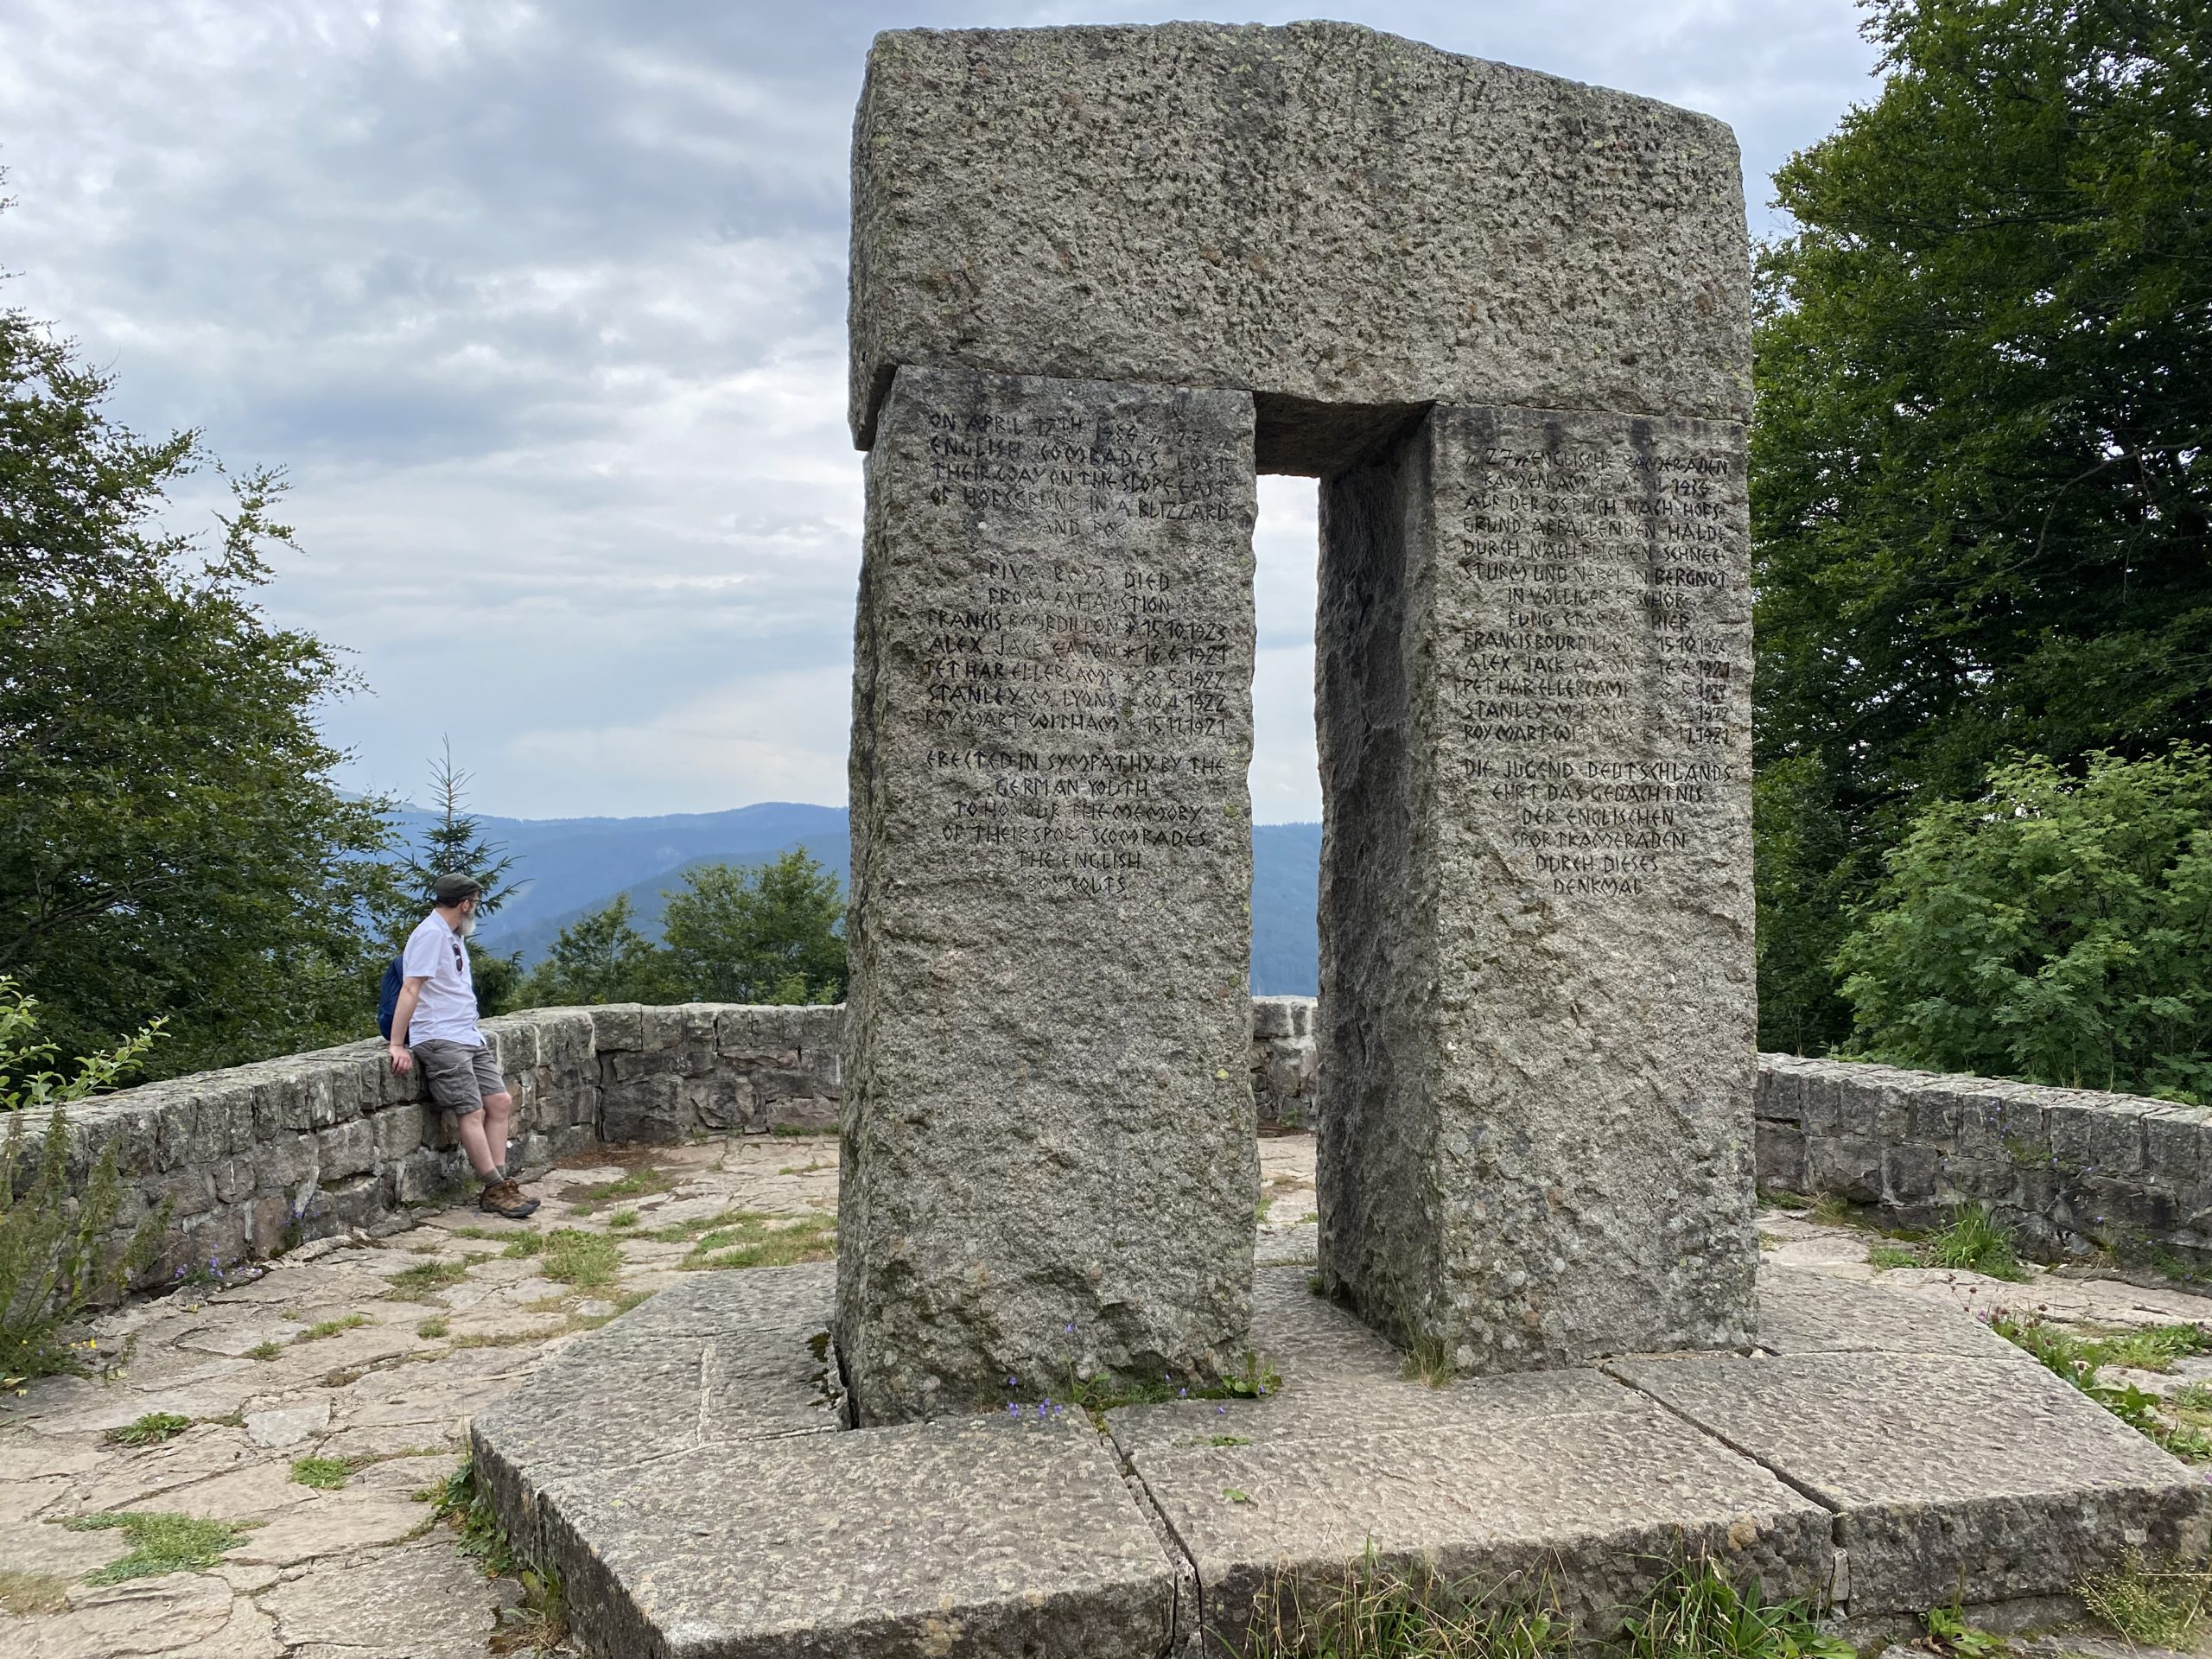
{"left": 377, "top": 957, "right": 405, "bottom": 1039}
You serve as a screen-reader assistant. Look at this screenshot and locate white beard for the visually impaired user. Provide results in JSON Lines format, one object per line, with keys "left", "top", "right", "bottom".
{"left": 458, "top": 912, "right": 479, "bottom": 939}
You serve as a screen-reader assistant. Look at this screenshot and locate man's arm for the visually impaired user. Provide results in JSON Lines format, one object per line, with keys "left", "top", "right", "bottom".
{"left": 388, "top": 976, "right": 430, "bottom": 1072}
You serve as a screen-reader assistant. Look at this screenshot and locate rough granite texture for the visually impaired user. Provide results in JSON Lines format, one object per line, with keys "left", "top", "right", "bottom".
{"left": 849, "top": 22, "right": 1751, "bottom": 465}
{"left": 839, "top": 365, "right": 1260, "bottom": 1423}
{"left": 1125, "top": 1381, "right": 1829, "bottom": 1652}
{"left": 1316, "top": 404, "right": 1758, "bottom": 1371}
{"left": 1610, "top": 1348, "right": 2212, "bottom": 1615}
{"left": 544, "top": 1418, "right": 1176, "bottom": 1659}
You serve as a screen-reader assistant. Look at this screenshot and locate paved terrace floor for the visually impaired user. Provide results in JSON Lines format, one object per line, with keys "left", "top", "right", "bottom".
{"left": 3, "top": 1129, "right": 2209, "bottom": 1658}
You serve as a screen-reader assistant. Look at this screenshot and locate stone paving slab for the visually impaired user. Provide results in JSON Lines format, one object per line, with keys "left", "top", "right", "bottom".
{"left": 1757, "top": 1265, "right": 2029, "bottom": 1360}
{"left": 471, "top": 1264, "right": 840, "bottom": 1544}
{"left": 540, "top": 1416, "right": 1178, "bottom": 1659}
{"left": 1124, "top": 1383, "right": 1832, "bottom": 1654}
{"left": 1608, "top": 1348, "right": 2212, "bottom": 1615}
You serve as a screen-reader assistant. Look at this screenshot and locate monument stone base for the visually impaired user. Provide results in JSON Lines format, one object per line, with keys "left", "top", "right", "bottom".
{"left": 472, "top": 1266, "right": 2208, "bottom": 1658}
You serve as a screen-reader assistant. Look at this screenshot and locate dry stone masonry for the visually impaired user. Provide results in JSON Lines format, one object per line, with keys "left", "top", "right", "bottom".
{"left": 838, "top": 365, "right": 1262, "bottom": 1423}
{"left": 844, "top": 17, "right": 1759, "bottom": 1387}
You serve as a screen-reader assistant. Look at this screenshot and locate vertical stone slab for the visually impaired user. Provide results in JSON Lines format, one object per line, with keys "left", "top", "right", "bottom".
{"left": 1317, "top": 404, "right": 1757, "bottom": 1370}
{"left": 840, "top": 365, "right": 1260, "bottom": 1424}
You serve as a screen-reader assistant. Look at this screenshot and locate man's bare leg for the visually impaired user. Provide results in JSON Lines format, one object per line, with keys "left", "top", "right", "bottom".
{"left": 456, "top": 1112, "right": 502, "bottom": 1181}
{"left": 482, "top": 1091, "right": 515, "bottom": 1176}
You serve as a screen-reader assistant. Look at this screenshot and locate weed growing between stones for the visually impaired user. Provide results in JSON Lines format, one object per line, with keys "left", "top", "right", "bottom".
{"left": 1620, "top": 1559, "right": 1850, "bottom": 1659}
{"left": 1925, "top": 1205, "right": 2030, "bottom": 1281}
{"left": 297, "top": 1313, "right": 371, "bottom": 1342}
{"left": 102, "top": 1411, "right": 192, "bottom": 1446}
{"left": 385, "top": 1259, "right": 470, "bottom": 1300}
{"left": 1866, "top": 1245, "right": 1920, "bottom": 1271}
{"left": 0, "top": 1107, "right": 168, "bottom": 1378}
{"left": 0, "top": 1567, "right": 70, "bottom": 1614}
{"left": 1240, "top": 1544, "right": 1570, "bottom": 1659}
{"left": 566, "top": 1166, "right": 673, "bottom": 1215}
{"left": 2078, "top": 1551, "right": 2212, "bottom": 1648}
{"left": 1402, "top": 1337, "right": 1454, "bottom": 1389}
{"left": 664, "top": 1210, "right": 836, "bottom": 1270}
{"left": 1918, "top": 1599, "right": 2005, "bottom": 1658}
{"left": 429, "top": 1458, "right": 569, "bottom": 1654}
{"left": 289, "top": 1454, "right": 359, "bottom": 1491}
{"left": 604, "top": 1209, "right": 639, "bottom": 1230}
{"left": 417, "top": 1316, "right": 450, "bottom": 1338}
{"left": 540, "top": 1229, "right": 621, "bottom": 1287}
{"left": 1986, "top": 1310, "right": 2212, "bottom": 1459}
{"left": 62, "top": 1511, "right": 253, "bottom": 1584}
{"left": 502, "top": 1231, "right": 543, "bottom": 1259}
{"left": 246, "top": 1340, "right": 282, "bottom": 1361}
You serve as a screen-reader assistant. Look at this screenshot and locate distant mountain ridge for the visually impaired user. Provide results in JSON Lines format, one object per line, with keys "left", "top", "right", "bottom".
{"left": 386, "top": 803, "right": 1321, "bottom": 995}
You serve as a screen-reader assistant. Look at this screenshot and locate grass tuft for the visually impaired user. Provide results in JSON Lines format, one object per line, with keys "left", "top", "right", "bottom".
{"left": 245, "top": 1339, "right": 282, "bottom": 1361}
{"left": 289, "top": 1454, "right": 357, "bottom": 1491}
{"left": 416, "top": 1316, "right": 450, "bottom": 1339}
{"left": 1243, "top": 1543, "right": 1572, "bottom": 1659}
{"left": 2079, "top": 1552, "right": 2212, "bottom": 1649}
{"left": 501, "top": 1231, "right": 543, "bottom": 1260}
{"left": 603, "top": 1209, "right": 639, "bottom": 1230}
{"left": 62, "top": 1511, "right": 251, "bottom": 1584}
{"left": 1402, "top": 1337, "right": 1455, "bottom": 1390}
{"left": 297, "top": 1313, "right": 371, "bottom": 1342}
{"left": 1924, "top": 1204, "right": 2030, "bottom": 1281}
{"left": 103, "top": 1412, "right": 192, "bottom": 1447}
{"left": 1987, "top": 1310, "right": 2212, "bottom": 1459}
{"left": 677, "top": 1211, "right": 836, "bottom": 1271}
{"left": 385, "top": 1260, "right": 469, "bottom": 1300}
{"left": 540, "top": 1229, "right": 621, "bottom": 1288}
{"left": 1866, "top": 1244, "right": 1921, "bottom": 1271}
{"left": 1622, "top": 1558, "right": 1852, "bottom": 1659}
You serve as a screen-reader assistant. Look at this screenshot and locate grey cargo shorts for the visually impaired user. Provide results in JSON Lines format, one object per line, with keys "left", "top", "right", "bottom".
{"left": 412, "top": 1039, "right": 503, "bottom": 1116}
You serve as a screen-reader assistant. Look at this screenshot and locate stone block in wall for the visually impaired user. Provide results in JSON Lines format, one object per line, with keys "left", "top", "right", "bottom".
{"left": 213, "top": 1156, "right": 256, "bottom": 1205}
{"left": 2145, "top": 1108, "right": 2211, "bottom": 1191}
{"left": 2075, "top": 1176, "right": 2179, "bottom": 1239}
{"left": 1251, "top": 996, "right": 1309, "bottom": 1041}
{"left": 488, "top": 1020, "right": 543, "bottom": 1072}
{"left": 303, "top": 1071, "right": 349, "bottom": 1129}
{"left": 257, "top": 1132, "right": 319, "bottom": 1194}
{"left": 317, "top": 1119, "right": 376, "bottom": 1183}
{"left": 393, "top": 1147, "right": 452, "bottom": 1205}
{"left": 1882, "top": 1142, "right": 1943, "bottom": 1207}
{"left": 1806, "top": 1136, "right": 1882, "bottom": 1205}
{"left": 2086, "top": 1101, "right": 2150, "bottom": 1179}
{"left": 372, "top": 1103, "right": 428, "bottom": 1162}
{"left": 2044, "top": 1098, "right": 2101, "bottom": 1177}
{"left": 640, "top": 1007, "right": 681, "bottom": 1052}
{"left": 1957, "top": 1088, "right": 2047, "bottom": 1168}
{"left": 1799, "top": 1070, "right": 1845, "bottom": 1137}
{"left": 148, "top": 1166, "right": 216, "bottom": 1221}
{"left": 589, "top": 1005, "right": 645, "bottom": 1053}
{"left": 604, "top": 1051, "right": 664, "bottom": 1085}
{"left": 1755, "top": 1125, "right": 1806, "bottom": 1192}
{"left": 690, "top": 1074, "right": 755, "bottom": 1133}
{"left": 1754, "top": 1063, "right": 1802, "bottom": 1126}
{"left": 310, "top": 1174, "right": 385, "bottom": 1235}
{"left": 602, "top": 1076, "right": 685, "bottom": 1145}
{"left": 172, "top": 1209, "right": 251, "bottom": 1277}
{"left": 1904, "top": 1080, "right": 1971, "bottom": 1147}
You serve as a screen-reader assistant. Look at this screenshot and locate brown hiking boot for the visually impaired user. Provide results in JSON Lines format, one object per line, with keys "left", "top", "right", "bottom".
{"left": 479, "top": 1179, "right": 539, "bottom": 1220}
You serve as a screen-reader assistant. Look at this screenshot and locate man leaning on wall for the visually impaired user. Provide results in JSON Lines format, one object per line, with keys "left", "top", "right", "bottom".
{"left": 387, "top": 873, "right": 541, "bottom": 1219}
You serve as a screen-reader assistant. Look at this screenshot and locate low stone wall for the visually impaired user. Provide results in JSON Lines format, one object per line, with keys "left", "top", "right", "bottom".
{"left": 27, "top": 997, "right": 1311, "bottom": 1302}
{"left": 1757, "top": 1052, "right": 2212, "bottom": 1262}
{"left": 22, "top": 1004, "right": 841, "bottom": 1299}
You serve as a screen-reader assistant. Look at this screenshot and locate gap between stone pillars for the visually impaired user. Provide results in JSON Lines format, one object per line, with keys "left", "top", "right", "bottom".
{"left": 836, "top": 363, "right": 1262, "bottom": 1427}
{"left": 1314, "top": 402, "right": 1761, "bottom": 1372}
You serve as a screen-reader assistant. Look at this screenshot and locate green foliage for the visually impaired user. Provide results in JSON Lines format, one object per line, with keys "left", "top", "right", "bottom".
{"left": 538, "top": 1228, "right": 620, "bottom": 1287}
{"left": 660, "top": 850, "right": 846, "bottom": 1006}
{"left": 515, "top": 893, "right": 680, "bottom": 1007}
{"left": 1919, "top": 1602, "right": 2005, "bottom": 1659}
{"left": 296, "top": 1313, "right": 370, "bottom": 1341}
{"left": 1751, "top": 0, "right": 2212, "bottom": 1050}
{"left": 0, "top": 990, "right": 169, "bottom": 1376}
{"left": 1986, "top": 1309, "right": 2212, "bottom": 1459}
{"left": 2079, "top": 1553, "right": 2212, "bottom": 1649}
{"left": 0, "top": 265, "right": 397, "bottom": 1076}
{"left": 429, "top": 1455, "right": 516, "bottom": 1577}
{"left": 679, "top": 1212, "right": 835, "bottom": 1270}
{"left": 1241, "top": 1545, "right": 1572, "bottom": 1659}
{"left": 63, "top": 1510, "right": 251, "bottom": 1584}
{"left": 1835, "top": 748, "right": 2212, "bottom": 1099}
{"left": 1622, "top": 1560, "right": 1851, "bottom": 1659}
{"left": 1924, "top": 1205, "right": 2030, "bottom": 1280}
{"left": 381, "top": 747, "right": 524, "bottom": 1018}
{"left": 103, "top": 1413, "right": 192, "bottom": 1447}
{"left": 289, "top": 1454, "right": 355, "bottom": 1491}
{"left": 384, "top": 1259, "right": 469, "bottom": 1300}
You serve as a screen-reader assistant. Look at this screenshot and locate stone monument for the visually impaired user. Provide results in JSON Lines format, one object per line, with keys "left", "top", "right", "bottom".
{"left": 842, "top": 18, "right": 1758, "bottom": 1407}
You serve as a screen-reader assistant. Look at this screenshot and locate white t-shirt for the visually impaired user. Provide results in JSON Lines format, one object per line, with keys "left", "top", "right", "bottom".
{"left": 399, "top": 913, "right": 483, "bottom": 1047}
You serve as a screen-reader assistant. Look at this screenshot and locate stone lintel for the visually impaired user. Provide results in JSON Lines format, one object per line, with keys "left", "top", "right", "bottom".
{"left": 850, "top": 22, "right": 1751, "bottom": 458}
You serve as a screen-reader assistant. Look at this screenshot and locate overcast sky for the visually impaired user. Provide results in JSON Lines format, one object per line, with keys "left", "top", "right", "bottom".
{"left": 1, "top": 0, "right": 1880, "bottom": 823}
